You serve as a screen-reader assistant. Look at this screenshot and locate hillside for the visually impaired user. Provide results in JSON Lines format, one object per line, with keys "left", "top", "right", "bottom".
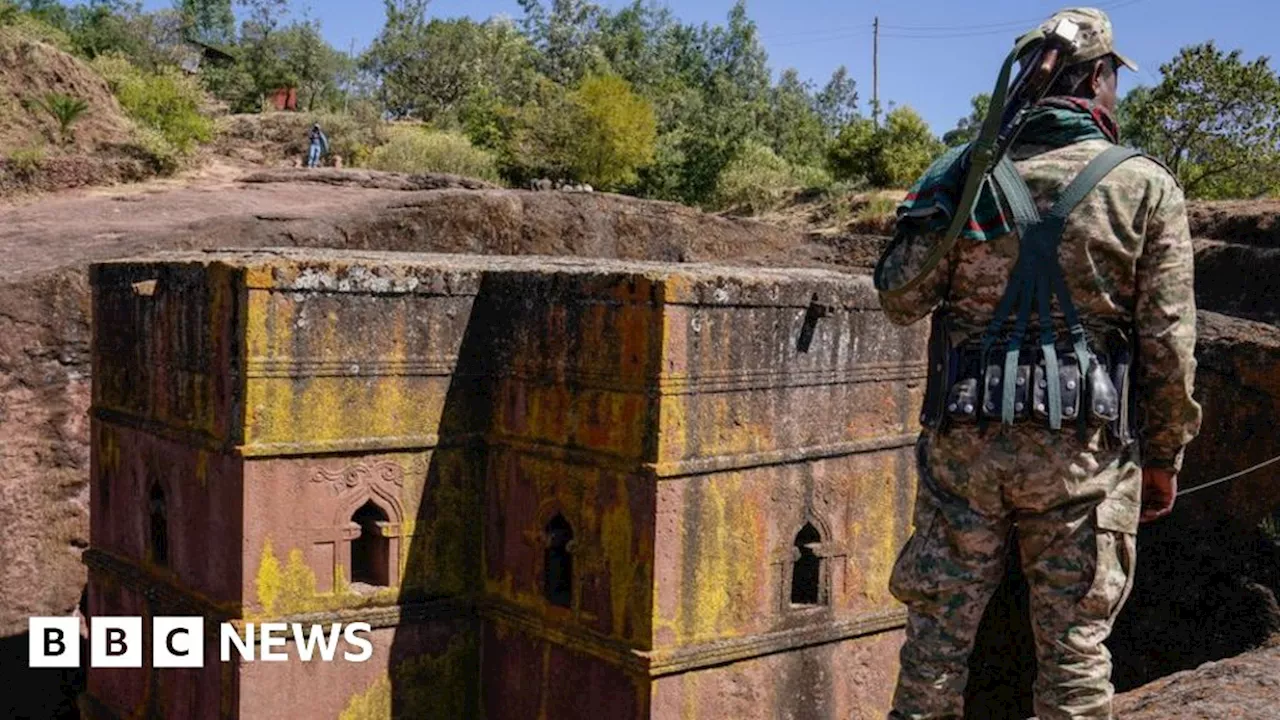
{"left": 0, "top": 27, "right": 133, "bottom": 151}
{"left": 0, "top": 28, "right": 166, "bottom": 195}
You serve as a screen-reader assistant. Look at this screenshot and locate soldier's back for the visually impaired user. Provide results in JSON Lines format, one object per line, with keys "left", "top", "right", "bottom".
{"left": 944, "top": 138, "right": 1184, "bottom": 343}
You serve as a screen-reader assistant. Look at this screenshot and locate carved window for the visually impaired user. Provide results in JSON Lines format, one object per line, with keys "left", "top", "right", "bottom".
{"left": 149, "top": 484, "right": 168, "bottom": 567}
{"left": 351, "top": 501, "right": 391, "bottom": 587}
{"left": 791, "top": 522, "right": 826, "bottom": 606}
{"left": 544, "top": 514, "right": 574, "bottom": 608}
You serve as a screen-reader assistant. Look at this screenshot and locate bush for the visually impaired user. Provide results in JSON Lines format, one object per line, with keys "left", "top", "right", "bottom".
{"left": 93, "top": 53, "right": 214, "bottom": 155}
{"left": 6, "top": 13, "right": 73, "bottom": 51}
{"left": 126, "top": 126, "right": 181, "bottom": 175}
{"left": 712, "top": 140, "right": 830, "bottom": 215}
{"left": 365, "top": 126, "right": 500, "bottom": 181}
{"left": 567, "top": 74, "right": 657, "bottom": 190}
{"left": 829, "top": 107, "right": 944, "bottom": 189}
{"left": 0, "top": 2, "right": 18, "bottom": 26}
{"left": 7, "top": 144, "right": 46, "bottom": 176}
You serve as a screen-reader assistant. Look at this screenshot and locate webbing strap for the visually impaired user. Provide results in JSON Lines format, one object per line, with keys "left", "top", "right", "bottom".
{"left": 1045, "top": 146, "right": 1142, "bottom": 435}
{"left": 978, "top": 145, "right": 1143, "bottom": 428}
{"left": 994, "top": 157, "right": 1040, "bottom": 232}
{"left": 1048, "top": 146, "right": 1142, "bottom": 222}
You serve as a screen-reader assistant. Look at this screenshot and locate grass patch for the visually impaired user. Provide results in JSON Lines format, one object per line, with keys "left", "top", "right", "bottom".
{"left": 7, "top": 143, "right": 45, "bottom": 176}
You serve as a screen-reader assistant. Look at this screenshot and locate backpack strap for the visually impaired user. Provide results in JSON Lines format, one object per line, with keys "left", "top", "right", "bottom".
{"left": 978, "top": 145, "right": 1143, "bottom": 430}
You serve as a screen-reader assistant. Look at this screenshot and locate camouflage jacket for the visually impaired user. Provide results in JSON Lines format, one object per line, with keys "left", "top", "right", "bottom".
{"left": 877, "top": 138, "right": 1203, "bottom": 471}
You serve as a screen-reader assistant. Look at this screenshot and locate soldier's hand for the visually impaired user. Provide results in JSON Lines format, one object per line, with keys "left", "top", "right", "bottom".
{"left": 1140, "top": 468, "right": 1178, "bottom": 523}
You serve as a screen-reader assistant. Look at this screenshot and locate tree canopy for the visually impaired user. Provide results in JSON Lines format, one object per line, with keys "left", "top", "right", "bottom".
{"left": 1119, "top": 42, "right": 1280, "bottom": 199}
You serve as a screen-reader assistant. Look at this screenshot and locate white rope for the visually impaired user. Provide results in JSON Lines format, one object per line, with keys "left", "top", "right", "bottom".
{"left": 1177, "top": 452, "right": 1280, "bottom": 497}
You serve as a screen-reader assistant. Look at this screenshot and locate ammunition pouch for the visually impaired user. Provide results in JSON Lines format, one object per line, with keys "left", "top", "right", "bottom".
{"left": 923, "top": 318, "right": 1135, "bottom": 443}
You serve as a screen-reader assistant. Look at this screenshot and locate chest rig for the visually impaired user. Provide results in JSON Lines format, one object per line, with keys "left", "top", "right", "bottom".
{"left": 927, "top": 146, "right": 1141, "bottom": 439}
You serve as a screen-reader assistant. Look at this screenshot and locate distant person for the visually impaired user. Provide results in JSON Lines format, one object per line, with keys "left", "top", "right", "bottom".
{"left": 307, "top": 123, "right": 329, "bottom": 169}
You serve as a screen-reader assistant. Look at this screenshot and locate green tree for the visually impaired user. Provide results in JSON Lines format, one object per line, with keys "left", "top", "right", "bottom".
{"left": 0, "top": 1, "right": 20, "bottom": 26}
{"left": 277, "top": 17, "right": 351, "bottom": 111}
{"left": 237, "top": 0, "right": 290, "bottom": 111}
{"left": 766, "top": 68, "right": 826, "bottom": 168}
{"left": 658, "top": 0, "right": 770, "bottom": 205}
{"left": 943, "top": 92, "right": 991, "bottom": 148}
{"left": 815, "top": 65, "right": 858, "bottom": 133}
{"left": 363, "top": 9, "right": 537, "bottom": 124}
{"left": 517, "top": 0, "right": 606, "bottom": 84}
{"left": 18, "top": 0, "right": 68, "bottom": 30}
{"left": 506, "top": 77, "right": 580, "bottom": 182}
{"left": 829, "top": 106, "right": 942, "bottom": 188}
{"left": 567, "top": 72, "right": 655, "bottom": 189}
{"left": 1120, "top": 42, "right": 1280, "bottom": 199}
{"left": 176, "top": 0, "right": 234, "bottom": 45}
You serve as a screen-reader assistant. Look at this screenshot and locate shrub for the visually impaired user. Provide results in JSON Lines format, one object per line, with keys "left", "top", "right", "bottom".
{"left": 0, "top": 1, "right": 18, "bottom": 26}
{"left": 93, "top": 53, "right": 214, "bottom": 155}
{"left": 567, "top": 74, "right": 657, "bottom": 190}
{"left": 712, "top": 141, "right": 830, "bottom": 215}
{"left": 33, "top": 92, "right": 89, "bottom": 144}
{"left": 6, "top": 13, "right": 73, "bottom": 50}
{"left": 365, "top": 126, "right": 499, "bottom": 182}
{"left": 829, "top": 107, "right": 944, "bottom": 189}
{"left": 850, "top": 192, "right": 900, "bottom": 234}
{"left": 7, "top": 144, "right": 46, "bottom": 176}
{"left": 126, "top": 126, "right": 181, "bottom": 175}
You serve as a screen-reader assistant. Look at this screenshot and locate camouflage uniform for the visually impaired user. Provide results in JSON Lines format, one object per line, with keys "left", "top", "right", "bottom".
{"left": 878, "top": 9, "right": 1202, "bottom": 720}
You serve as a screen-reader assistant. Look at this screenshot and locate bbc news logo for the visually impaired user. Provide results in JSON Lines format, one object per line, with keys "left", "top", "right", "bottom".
{"left": 29, "top": 617, "right": 373, "bottom": 668}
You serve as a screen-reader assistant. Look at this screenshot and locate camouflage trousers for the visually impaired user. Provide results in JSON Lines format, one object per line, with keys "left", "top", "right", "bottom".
{"left": 888, "top": 424, "right": 1141, "bottom": 720}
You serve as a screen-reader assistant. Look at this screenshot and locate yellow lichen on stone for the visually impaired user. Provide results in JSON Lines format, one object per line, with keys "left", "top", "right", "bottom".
{"left": 255, "top": 539, "right": 281, "bottom": 616}
{"left": 600, "top": 477, "right": 638, "bottom": 640}
{"left": 276, "top": 548, "right": 320, "bottom": 615}
{"left": 194, "top": 449, "right": 209, "bottom": 488}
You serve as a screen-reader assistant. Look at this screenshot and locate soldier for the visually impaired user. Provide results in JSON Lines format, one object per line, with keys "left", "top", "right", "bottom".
{"left": 875, "top": 8, "right": 1202, "bottom": 720}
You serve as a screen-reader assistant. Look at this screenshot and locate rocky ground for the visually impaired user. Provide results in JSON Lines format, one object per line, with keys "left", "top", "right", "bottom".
{"left": 1, "top": 167, "right": 1279, "bottom": 718}
{"left": 1114, "top": 640, "right": 1280, "bottom": 719}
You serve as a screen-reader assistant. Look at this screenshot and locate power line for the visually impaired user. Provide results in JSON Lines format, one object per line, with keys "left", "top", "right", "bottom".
{"left": 879, "top": 0, "right": 1145, "bottom": 33}
{"left": 761, "top": 0, "right": 1145, "bottom": 44}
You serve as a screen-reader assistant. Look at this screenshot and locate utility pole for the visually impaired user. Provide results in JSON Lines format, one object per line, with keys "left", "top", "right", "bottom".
{"left": 344, "top": 37, "right": 356, "bottom": 115}
{"left": 873, "top": 16, "right": 880, "bottom": 128}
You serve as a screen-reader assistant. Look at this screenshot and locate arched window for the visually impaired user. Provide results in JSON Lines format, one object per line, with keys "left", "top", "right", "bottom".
{"left": 351, "top": 501, "right": 390, "bottom": 587}
{"left": 791, "top": 522, "right": 824, "bottom": 606}
{"left": 544, "top": 515, "right": 574, "bottom": 608}
{"left": 149, "top": 484, "right": 168, "bottom": 567}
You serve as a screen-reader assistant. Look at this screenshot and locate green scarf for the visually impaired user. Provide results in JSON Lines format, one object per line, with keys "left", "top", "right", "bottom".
{"left": 895, "top": 97, "right": 1120, "bottom": 243}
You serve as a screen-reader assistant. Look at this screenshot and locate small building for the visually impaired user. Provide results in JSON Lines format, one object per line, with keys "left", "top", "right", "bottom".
{"left": 265, "top": 87, "right": 298, "bottom": 112}
{"left": 82, "top": 250, "right": 926, "bottom": 719}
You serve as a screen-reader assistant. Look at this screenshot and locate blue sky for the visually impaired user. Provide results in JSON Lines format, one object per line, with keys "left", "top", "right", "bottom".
{"left": 142, "top": 0, "right": 1280, "bottom": 134}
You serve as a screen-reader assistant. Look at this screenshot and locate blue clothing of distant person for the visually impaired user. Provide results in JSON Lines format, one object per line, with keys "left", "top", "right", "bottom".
{"left": 307, "top": 124, "right": 329, "bottom": 168}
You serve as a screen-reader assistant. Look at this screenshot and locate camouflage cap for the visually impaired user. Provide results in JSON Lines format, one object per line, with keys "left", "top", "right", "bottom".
{"left": 1031, "top": 7, "right": 1139, "bottom": 72}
